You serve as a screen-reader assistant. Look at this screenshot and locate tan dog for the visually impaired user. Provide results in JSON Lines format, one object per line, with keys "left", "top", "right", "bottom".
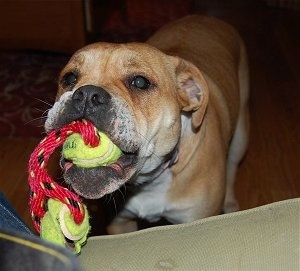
{"left": 45, "top": 15, "right": 249, "bottom": 234}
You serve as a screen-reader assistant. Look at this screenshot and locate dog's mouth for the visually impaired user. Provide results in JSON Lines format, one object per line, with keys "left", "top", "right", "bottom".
{"left": 62, "top": 149, "right": 138, "bottom": 199}
{"left": 46, "top": 84, "right": 142, "bottom": 199}
{"left": 59, "top": 118, "right": 140, "bottom": 199}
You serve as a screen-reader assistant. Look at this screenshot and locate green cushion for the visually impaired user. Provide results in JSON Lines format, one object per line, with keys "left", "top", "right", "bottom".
{"left": 79, "top": 198, "right": 300, "bottom": 271}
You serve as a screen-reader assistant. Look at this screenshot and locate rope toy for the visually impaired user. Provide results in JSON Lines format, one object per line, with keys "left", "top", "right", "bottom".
{"left": 28, "top": 120, "right": 101, "bottom": 253}
{"left": 40, "top": 198, "right": 89, "bottom": 254}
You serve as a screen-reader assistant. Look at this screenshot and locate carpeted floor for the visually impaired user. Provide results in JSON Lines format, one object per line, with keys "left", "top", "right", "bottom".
{"left": 0, "top": 51, "right": 68, "bottom": 138}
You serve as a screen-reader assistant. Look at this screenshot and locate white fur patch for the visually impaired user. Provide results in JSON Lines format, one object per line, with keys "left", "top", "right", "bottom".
{"left": 124, "top": 169, "right": 173, "bottom": 222}
{"left": 44, "top": 91, "right": 73, "bottom": 132}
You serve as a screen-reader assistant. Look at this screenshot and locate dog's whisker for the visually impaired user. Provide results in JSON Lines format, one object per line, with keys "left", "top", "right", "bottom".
{"left": 104, "top": 192, "right": 118, "bottom": 215}
{"left": 117, "top": 187, "right": 126, "bottom": 205}
{"left": 102, "top": 194, "right": 108, "bottom": 204}
{"left": 41, "top": 110, "right": 50, "bottom": 118}
{"left": 24, "top": 115, "right": 47, "bottom": 126}
{"left": 112, "top": 197, "right": 118, "bottom": 216}
{"left": 123, "top": 184, "right": 127, "bottom": 197}
{"left": 33, "top": 97, "right": 54, "bottom": 107}
{"left": 34, "top": 108, "right": 47, "bottom": 113}
{"left": 106, "top": 193, "right": 114, "bottom": 205}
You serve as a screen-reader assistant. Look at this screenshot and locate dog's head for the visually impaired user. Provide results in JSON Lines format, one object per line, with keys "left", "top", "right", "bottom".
{"left": 45, "top": 42, "right": 208, "bottom": 199}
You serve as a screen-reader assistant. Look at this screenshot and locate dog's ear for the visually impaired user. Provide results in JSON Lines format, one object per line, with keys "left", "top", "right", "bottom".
{"left": 174, "top": 57, "right": 209, "bottom": 129}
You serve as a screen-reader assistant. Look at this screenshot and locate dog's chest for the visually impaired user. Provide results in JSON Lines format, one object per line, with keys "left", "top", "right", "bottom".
{"left": 125, "top": 169, "right": 174, "bottom": 222}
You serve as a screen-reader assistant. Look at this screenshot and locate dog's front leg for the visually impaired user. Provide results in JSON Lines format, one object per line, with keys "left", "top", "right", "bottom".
{"left": 107, "top": 209, "right": 138, "bottom": 234}
{"left": 107, "top": 170, "right": 173, "bottom": 234}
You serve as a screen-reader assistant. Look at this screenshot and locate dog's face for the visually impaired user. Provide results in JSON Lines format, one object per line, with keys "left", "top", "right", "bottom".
{"left": 45, "top": 42, "right": 208, "bottom": 199}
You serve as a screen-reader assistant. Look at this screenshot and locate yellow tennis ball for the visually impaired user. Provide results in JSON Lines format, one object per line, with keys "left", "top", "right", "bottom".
{"left": 62, "top": 132, "right": 122, "bottom": 168}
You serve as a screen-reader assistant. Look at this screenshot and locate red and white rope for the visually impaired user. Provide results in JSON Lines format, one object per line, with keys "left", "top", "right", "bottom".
{"left": 28, "top": 120, "right": 99, "bottom": 232}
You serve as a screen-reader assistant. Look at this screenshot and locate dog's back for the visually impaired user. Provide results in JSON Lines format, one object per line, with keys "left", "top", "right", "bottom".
{"left": 147, "top": 15, "right": 245, "bottom": 137}
{"left": 147, "top": 15, "right": 249, "bottom": 216}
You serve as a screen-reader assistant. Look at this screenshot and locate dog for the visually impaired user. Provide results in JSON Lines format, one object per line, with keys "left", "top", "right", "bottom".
{"left": 45, "top": 15, "right": 249, "bottom": 234}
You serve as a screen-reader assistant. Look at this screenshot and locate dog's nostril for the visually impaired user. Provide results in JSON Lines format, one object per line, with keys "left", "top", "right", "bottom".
{"left": 91, "top": 94, "right": 102, "bottom": 106}
{"left": 72, "top": 89, "right": 84, "bottom": 101}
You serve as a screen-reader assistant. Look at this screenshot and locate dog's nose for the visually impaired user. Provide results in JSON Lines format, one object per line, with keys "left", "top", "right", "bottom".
{"left": 72, "top": 85, "right": 111, "bottom": 111}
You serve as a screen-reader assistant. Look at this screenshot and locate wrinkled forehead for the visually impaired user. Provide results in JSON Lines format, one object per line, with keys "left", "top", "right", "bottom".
{"left": 66, "top": 43, "right": 167, "bottom": 74}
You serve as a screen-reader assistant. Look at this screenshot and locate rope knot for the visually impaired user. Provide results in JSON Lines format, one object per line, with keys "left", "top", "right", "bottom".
{"left": 28, "top": 119, "right": 97, "bottom": 232}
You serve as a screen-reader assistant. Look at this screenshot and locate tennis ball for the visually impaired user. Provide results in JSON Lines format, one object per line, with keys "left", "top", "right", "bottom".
{"left": 62, "top": 132, "right": 122, "bottom": 168}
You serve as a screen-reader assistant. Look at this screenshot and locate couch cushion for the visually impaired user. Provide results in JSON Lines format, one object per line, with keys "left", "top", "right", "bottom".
{"left": 79, "top": 198, "right": 300, "bottom": 270}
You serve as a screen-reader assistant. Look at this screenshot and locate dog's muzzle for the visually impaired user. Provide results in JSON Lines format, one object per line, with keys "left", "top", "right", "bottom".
{"left": 55, "top": 85, "right": 140, "bottom": 199}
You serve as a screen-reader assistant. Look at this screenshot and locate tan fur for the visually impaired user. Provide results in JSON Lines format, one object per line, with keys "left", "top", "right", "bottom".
{"left": 145, "top": 15, "right": 249, "bottom": 219}
{"left": 46, "top": 15, "right": 249, "bottom": 233}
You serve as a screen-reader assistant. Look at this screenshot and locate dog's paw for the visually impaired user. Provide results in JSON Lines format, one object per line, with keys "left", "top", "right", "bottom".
{"left": 223, "top": 200, "right": 240, "bottom": 213}
{"left": 107, "top": 220, "right": 138, "bottom": 235}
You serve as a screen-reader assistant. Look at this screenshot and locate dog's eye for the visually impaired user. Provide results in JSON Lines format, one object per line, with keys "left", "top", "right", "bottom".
{"left": 61, "top": 72, "right": 77, "bottom": 87}
{"left": 130, "top": 75, "right": 151, "bottom": 90}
